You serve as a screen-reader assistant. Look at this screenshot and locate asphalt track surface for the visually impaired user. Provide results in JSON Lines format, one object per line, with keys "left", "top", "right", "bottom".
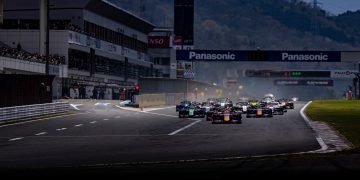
{"left": 0, "top": 102, "right": 320, "bottom": 169}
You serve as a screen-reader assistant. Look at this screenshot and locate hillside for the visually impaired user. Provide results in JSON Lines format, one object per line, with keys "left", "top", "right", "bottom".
{"left": 109, "top": 0, "right": 360, "bottom": 50}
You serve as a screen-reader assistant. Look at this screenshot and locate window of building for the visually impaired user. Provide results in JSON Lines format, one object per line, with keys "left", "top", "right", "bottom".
{"left": 68, "top": 49, "right": 90, "bottom": 71}
{"left": 83, "top": 20, "right": 148, "bottom": 53}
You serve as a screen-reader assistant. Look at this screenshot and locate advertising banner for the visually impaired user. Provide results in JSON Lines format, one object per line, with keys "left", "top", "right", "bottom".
{"left": 274, "top": 80, "right": 334, "bottom": 86}
{"left": 148, "top": 36, "right": 170, "bottom": 48}
{"left": 176, "top": 50, "right": 342, "bottom": 62}
{"left": 330, "top": 70, "right": 358, "bottom": 79}
{"left": 68, "top": 31, "right": 148, "bottom": 62}
{"left": 176, "top": 50, "right": 247, "bottom": 61}
{"left": 269, "top": 51, "right": 341, "bottom": 62}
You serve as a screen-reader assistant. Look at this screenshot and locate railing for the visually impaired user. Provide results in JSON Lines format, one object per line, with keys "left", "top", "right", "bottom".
{"left": 0, "top": 102, "right": 70, "bottom": 122}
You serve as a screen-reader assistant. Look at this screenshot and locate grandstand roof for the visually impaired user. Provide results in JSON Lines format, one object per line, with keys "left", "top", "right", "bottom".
{"left": 3, "top": 0, "right": 155, "bottom": 33}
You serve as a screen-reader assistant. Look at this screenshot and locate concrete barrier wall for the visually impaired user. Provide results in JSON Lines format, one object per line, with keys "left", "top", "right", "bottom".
{"left": 138, "top": 92, "right": 213, "bottom": 108}
{"left": 165, "top": 93, "right": 186, "bottom": 105}
{"left": 139, "top": 94, "right": 166, "bottom": 108}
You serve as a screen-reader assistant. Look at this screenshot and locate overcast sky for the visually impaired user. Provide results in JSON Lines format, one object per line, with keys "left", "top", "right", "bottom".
{"left": 302, "top": 0, "right": 360, "bottom": 15}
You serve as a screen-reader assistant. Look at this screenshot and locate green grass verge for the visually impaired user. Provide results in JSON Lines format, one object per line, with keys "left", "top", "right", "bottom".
{"left": 305, "top": 99, "right": 360, "bottom": 149}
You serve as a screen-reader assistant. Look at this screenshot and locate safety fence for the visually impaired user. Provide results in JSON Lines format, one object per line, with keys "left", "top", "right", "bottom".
{"left": 0, "top": 102, "right": 70, "bottom": 121}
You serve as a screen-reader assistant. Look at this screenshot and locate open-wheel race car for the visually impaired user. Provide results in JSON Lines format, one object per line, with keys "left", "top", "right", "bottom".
{"left": 211, "top": 107, "right": 242, "bottom": 124}
{"left": 265, "top": 102, "right": 285, "bottom": 115}
{"left": 178, "top": 104, "right": 206, "bottom": 118}
{"left": 246, "top": 103, "right": 273, "bottom": 118}
{"left": 278, "top": 99, "right": 294, "bottom": 109}
{"left": 176, "top": 101, "right": 191, "bottom": 112}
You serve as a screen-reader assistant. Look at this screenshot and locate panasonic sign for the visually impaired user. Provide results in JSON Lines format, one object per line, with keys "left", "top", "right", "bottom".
{"left": 189, "top": 51, "right": 236, "bottom": 60}
{"left": 176, "top": 50, "right": 341, "bottom": 62}
{"left": 282, "top": 53, "right": 328, "bottom": 61}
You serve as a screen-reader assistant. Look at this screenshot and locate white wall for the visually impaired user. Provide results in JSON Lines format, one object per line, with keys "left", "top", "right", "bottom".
{"left": 0, "top": 56, "right": 45, "bottom": 73}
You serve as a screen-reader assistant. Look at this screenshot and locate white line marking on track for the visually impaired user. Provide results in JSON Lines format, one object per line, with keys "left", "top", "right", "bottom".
{"left": 56, "top": 128, "right": 67, "bottom": 131}
{"left": 103, "top": 119, "right": 109, "bottom": 121}
{"left": 95, "top": 102, "right": 110, "bottom": 106}
{"left": 35, "top": 132, "right": 47, "bottom": 136}
{"left": 115, "top": 105, "right": 176, "bottom": 113}
{"left": 74, "top": 124, "right": 83, "bottom": 127}
{"left": 144, "top": 106, "right": 176, "bottom": 112}
{"left": 142, "top": 111, "right": 178, "bottom": 118}
{"left": 8, "top": 137, "right": 24, "bottom": 141}
{"left": 0, "top": 112, "right": 90, "bottom": 128}
{"left": 300, "top": 101, "right": 328, "bottom": 151}
{"left": 70, "top": 104, "right": 83, "bottom": 111}
{"left": 168, "top": 120, "right": 202, "bottom": 136}
{"left": 89, "top": 121, "right": 97, "bottom": 124}
{"left": 115, "top": 105, "right": 200, "bottom": 134}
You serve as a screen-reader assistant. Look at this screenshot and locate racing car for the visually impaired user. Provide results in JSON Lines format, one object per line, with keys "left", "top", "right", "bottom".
{"left": 176, "top": 101, "right": 191, "bottom": 112}
{"left": 178, "top": 104, "right": 206, "bottom": 118}
{"left": 246, "top": 103, "right": 273, "bottom": 118}
{"left": 265, "top": 102, "right": 285, "bottom": 115}
{"left": 201, "top": 101, "right": 215, "bottom": 112}
{"left": 211, "top": 107, "right": 242, "bottom": 124}
{"left": 234, "top": 101, "right": 250, "bottom": 114}
{"left": 205, "top": 103, "right": 223, "bottom": 121}
{"left": 278, "top": 99, "right": 294, "bottom": 109}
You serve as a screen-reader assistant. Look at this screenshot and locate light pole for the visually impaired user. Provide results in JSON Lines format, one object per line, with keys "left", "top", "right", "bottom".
{"left": 45, "top": 0, "right": 50, "bottom": 75}
{"left": 195, "top": 87, "right": 198, "bottom": 101}
{"left": 186, "top": 78, "right": 188, "bottom": 100}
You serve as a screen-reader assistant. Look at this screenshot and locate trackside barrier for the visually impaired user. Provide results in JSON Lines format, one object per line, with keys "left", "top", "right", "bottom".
{"left": 0, "top": 102, "right": 70, "bottom": 121}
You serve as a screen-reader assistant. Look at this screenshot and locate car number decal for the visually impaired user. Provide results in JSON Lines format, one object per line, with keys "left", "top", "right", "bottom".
{"left": 257, "top": 109, "right": 262, "bottom": 116}
{"left": 224, "top": 114, "right": 230, "bottom": 121}
{"left": 189, "top": 109, "right": 195, "bottom": 116}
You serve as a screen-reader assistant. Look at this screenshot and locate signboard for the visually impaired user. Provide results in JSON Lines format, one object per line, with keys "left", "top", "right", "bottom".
{"left": 174, "top": 0, "right": 194, "bottom": 46}
{"left": 183, "top": 70, "right": 195, "bottom": 79}
{"left": 173, "top": 36, "right": 183, "bottom": 46}
{"left": 244, "top": 70, "right": 331, "bottom": 78}
{"left": 148, "top": 36, "right": 170, "bottom": 48}
{"left": 331, "top": 70, "right": 358, "bottom": 79}
{"left": 176, "top": 50, "right": 342, "bottom": 62}
{"left": 274, "top": 80, "right": 334, "bottom": 86}
{"left": 270, "top": 51, "right": 341, "bottom": 62}
{"left": 68, "top": 31, "right": 148, "bottom": 62}
{"left": 177, "top": 50, "right": 247, "bottom": 61}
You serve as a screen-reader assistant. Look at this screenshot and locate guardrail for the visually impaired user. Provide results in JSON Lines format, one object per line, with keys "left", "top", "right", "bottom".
{"left": 0, "top": 102, "right": 70, "bottom": 122}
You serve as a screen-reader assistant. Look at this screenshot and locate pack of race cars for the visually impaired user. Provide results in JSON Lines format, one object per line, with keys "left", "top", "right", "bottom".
{"left": 176, "top": 94, "right": 295, "bottom": 124}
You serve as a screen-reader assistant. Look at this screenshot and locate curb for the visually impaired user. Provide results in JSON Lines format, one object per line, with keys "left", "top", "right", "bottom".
{"left": 300, "top": 101, "right": 329, "bottom": 152}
